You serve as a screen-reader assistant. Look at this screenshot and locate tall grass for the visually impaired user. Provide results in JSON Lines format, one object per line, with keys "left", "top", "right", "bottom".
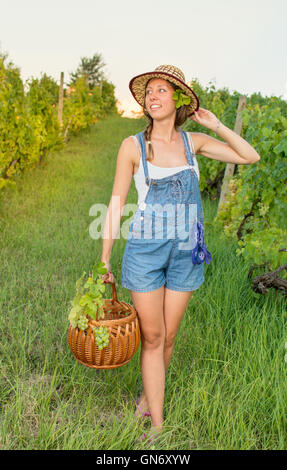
{"left": 0, "top": 114, "right": 286, "bottom": 450}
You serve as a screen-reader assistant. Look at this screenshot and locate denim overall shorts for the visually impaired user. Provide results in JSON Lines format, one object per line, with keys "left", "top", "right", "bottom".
{"left": 121, "top": 130, "right": 212, "bottom": 293}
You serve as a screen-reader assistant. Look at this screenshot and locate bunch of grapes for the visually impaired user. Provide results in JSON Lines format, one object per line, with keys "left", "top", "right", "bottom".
{"left": 94, "top": 326, "right": 110, "bottom": 350}
{"left": 77, "top": 314, "right": 89, "bottom": 331}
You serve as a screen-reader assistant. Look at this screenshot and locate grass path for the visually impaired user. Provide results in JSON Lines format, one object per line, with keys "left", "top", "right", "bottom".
{"left": 0, "top": 114, "right": 286, "bottom": 450}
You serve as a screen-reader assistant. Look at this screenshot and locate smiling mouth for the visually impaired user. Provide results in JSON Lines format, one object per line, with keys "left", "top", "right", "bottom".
{"left": 150, "top": 105, "right": 161, "bottom": 110}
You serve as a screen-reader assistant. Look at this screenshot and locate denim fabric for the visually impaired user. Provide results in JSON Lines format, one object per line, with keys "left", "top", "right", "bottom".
{"left": 121, "top": 130, "right": 212, "bottom": 293}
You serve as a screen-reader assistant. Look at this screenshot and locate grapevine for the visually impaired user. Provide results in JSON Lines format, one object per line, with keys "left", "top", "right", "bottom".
{"left": 68, "top": 261, "right": 112, "bottom": 344}
{"left": 184, "top": 79, "right": 287, "bottom": 292}
{"left": 213, "top": 103, "right": 287, "bottom": 290}
{"left": 0, "top": 52, "right": 117, "bottom": 194}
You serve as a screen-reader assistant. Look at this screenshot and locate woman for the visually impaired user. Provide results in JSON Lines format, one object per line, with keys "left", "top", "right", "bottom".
{"left": 100, "top": 65, "right": 260, "bottom": 443}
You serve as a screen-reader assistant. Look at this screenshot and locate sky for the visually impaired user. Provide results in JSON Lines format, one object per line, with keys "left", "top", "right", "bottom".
{"left": 1, "top": 0, "right": 287, "bottom": 115}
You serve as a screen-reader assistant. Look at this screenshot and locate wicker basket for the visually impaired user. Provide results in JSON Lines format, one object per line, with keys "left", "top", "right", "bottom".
{"left": 68, "top": 280, "right": 141, "bottom": 369}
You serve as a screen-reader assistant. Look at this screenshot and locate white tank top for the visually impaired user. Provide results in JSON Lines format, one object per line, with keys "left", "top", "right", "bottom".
{"left": 132, "top": 132, "right": 200, "bottom": 208}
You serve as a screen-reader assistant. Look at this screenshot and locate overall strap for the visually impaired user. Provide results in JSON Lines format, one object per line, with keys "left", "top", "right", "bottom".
{"left": 180, "top": 130, "right": 195, "bottom": 166}
{"left": 186, "top": 131, "right": 196, "bottom": 156}
{"left": 136, "top": 131, "right": 150, "bottom": 185}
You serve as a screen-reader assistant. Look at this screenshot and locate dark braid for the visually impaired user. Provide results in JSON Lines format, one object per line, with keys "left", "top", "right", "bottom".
{"left": 143, "top": 79, "right": 189, "bottom": 162}
{"left": 143, "top": 114, "right": 154, "bottom": 161}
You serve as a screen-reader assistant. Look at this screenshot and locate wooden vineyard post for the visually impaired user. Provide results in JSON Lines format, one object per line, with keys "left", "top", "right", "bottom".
{"left": 58, "top": 72, "right": 64, "bottom": 127}
{"left": 217, "top": 95, "right": 247, "bottom": 213}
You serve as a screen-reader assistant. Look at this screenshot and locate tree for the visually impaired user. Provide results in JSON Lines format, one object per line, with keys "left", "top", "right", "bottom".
{"left": 68, "top": 53, "right": 106, "bottom": 90}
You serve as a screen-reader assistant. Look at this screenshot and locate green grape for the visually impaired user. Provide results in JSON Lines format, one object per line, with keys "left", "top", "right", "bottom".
{"left": 77, "top": 315, "right": 89, "bottom": 331}
{"left": 94, "top": 325, "right": 110, "bottom": 349}
{"left": 70, "top": 318, "right": 78, "bottom": 329}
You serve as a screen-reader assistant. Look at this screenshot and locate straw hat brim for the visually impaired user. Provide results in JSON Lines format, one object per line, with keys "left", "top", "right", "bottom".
{"left": 129, "top": 71, "right": 199, "bottom": 117}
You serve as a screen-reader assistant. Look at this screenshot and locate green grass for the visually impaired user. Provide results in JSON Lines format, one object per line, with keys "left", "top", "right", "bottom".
{"left": 0, "top": 114, "right": 286, "bottom": 450}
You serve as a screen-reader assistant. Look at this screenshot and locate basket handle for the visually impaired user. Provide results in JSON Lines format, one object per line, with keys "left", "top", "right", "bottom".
{"left": 105, "top": 280, "right": 118, "bottom": 304}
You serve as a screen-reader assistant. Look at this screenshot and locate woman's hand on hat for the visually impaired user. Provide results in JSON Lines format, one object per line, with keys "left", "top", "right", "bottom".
{"left": 189, "top": 107, "right": 220, "bottom": 132}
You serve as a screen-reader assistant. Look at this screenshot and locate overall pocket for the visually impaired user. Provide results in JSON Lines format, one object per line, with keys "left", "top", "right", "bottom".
{"left": 132, "top": 208, "right": 169, "bottom": 241}
{"left": 131, "top": 211, "right": 152, "bottom": 239}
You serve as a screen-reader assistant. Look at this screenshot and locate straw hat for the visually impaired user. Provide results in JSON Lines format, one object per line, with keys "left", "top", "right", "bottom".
{"left": 129, "top": 64, "right": 199, "bottom": 116}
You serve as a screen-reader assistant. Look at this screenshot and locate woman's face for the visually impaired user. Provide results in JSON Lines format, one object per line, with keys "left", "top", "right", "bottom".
{"left": 144, "top": 78, "right": 176, "bottom": 120}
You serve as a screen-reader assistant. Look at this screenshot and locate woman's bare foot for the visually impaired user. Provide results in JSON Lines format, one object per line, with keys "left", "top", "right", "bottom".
{"left": 139, "top": 424, "right": 164, "bottom": 444}
{"left": 134, "top": 391, "right": 150, "bottom": 418}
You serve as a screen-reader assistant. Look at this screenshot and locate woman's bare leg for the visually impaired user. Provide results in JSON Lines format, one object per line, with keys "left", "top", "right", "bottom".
{"left": 135, "top": 287, "right": 193, "bottom": 414}
{"left": 163, "top": 287, "right": 193, "bottom": 369}
{"left": 130, "top": 286, "right": 165, "bottom": 428}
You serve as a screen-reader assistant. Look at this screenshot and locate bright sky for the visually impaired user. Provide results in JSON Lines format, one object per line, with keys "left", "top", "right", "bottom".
{"left": 1, "top": 0, "right": 287, "bottom": 115}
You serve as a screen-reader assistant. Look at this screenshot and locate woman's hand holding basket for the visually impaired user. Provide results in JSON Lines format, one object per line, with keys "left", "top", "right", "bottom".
{"left": 101, "top": 260, "right": 115, "bottom": 284}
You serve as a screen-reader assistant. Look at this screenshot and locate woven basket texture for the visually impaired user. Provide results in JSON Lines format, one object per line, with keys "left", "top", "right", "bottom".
{"left": 68, "top": 281, "right": 141, "bottom": 369}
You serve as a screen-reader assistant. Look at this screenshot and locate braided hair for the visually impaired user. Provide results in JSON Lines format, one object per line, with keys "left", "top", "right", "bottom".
{"left": 143, "top": 79, "right": 190, "bottom": 162}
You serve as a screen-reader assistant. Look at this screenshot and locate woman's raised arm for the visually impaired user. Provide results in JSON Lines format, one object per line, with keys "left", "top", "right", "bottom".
{"left": 190, "top": 107, "right": 261, "bottom": 164}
